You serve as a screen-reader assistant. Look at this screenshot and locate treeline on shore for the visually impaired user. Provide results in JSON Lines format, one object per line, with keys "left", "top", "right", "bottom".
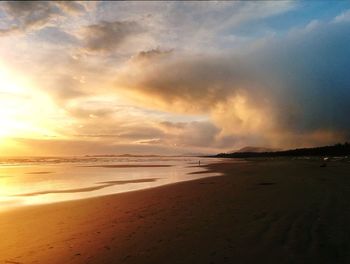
{"left": 214, "top": 143, "right": 350, "bottom": 158}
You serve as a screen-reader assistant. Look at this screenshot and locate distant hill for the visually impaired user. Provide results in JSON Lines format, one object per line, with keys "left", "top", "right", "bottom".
{"left": 236, "top": 146, "right": 280, "bottom": 153}
{"left": 214, "top": 143, "right": 350, "bottom": 158}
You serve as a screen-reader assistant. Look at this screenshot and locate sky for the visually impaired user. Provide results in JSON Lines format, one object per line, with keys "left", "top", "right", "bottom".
{"left": 0, "top": 1, "right": 350, "bottom": 156}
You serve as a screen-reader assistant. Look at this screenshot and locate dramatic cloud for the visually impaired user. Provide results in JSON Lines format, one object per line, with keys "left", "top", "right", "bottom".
{"left": 0, "top": 1, "right": 84, "bottom": 35}
{"left": 116, "top": 51, "right": 245, "bottom": 112}
{"left": 115, "top": 20, "right": 350, "bottom": 148}
{"left": 80, "top": 20, "right": 143, "bottom": 54}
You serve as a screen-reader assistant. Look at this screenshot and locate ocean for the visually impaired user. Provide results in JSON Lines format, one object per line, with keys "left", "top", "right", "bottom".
{"left": 0, "top": 156, "right": 223, "bottom": 211}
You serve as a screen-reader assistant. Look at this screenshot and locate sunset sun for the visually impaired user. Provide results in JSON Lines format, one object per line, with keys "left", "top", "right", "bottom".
{"left": 0, "top": 63, "right": 62, "bottom": 142}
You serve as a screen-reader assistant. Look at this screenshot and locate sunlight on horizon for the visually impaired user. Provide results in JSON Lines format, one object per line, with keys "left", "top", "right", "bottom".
{"left": 0, "top": 63, "right": 64, "bottom": 144}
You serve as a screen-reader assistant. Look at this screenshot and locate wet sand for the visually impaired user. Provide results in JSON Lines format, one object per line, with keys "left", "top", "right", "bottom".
{"left": 14, "top": 178, "right": 159, "bottom": 197}
{"left": 1, "top": 159, "right": 350, "bottom": 264}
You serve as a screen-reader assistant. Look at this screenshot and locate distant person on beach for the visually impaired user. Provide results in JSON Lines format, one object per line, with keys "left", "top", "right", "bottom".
{"left": 199, "top": 160, "right": 201, "bottom": 166}
{"left": 321, "top": 157, "right": 329, "bottom": 167}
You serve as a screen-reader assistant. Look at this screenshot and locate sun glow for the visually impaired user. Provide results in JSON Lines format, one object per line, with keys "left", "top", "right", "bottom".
{"left": 0, "top": 63, "right": 61, "bottom": 141}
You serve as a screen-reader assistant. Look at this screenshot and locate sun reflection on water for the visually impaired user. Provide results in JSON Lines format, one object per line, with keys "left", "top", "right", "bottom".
{"left": 0, "top": 157, "right": 224, "bottom": 211}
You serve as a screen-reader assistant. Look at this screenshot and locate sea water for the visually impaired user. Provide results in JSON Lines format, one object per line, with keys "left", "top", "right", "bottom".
{"left": 0, "top": 156, "right": 224, "bottom": 210}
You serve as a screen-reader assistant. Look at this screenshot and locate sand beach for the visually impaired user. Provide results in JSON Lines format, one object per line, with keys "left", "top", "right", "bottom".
{"left": 1, "top": 159, "right": 350, "bottom": 264}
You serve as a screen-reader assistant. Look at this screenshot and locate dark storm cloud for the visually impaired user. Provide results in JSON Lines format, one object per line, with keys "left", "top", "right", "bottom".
{"left": 252, "top": 22, "right": 350, "bottom": 135}
{"left": 116, "top": 20, "right": 350, "bottom": 144}
{"left": 118, "top": 48, "right": 264, "bottom": 113}
{"left": 81, "top": 20, "right": 143, "bottom": 53}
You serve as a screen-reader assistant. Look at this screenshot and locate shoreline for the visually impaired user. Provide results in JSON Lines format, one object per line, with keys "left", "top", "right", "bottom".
{"left": 1, "top": 159, "right": 350, "bottom": 263}
{"left": 0, "top": 160, "right": 224, "bottom": 213}
{"left": 0, "top": 165, "right": 222, "bottom": 214}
